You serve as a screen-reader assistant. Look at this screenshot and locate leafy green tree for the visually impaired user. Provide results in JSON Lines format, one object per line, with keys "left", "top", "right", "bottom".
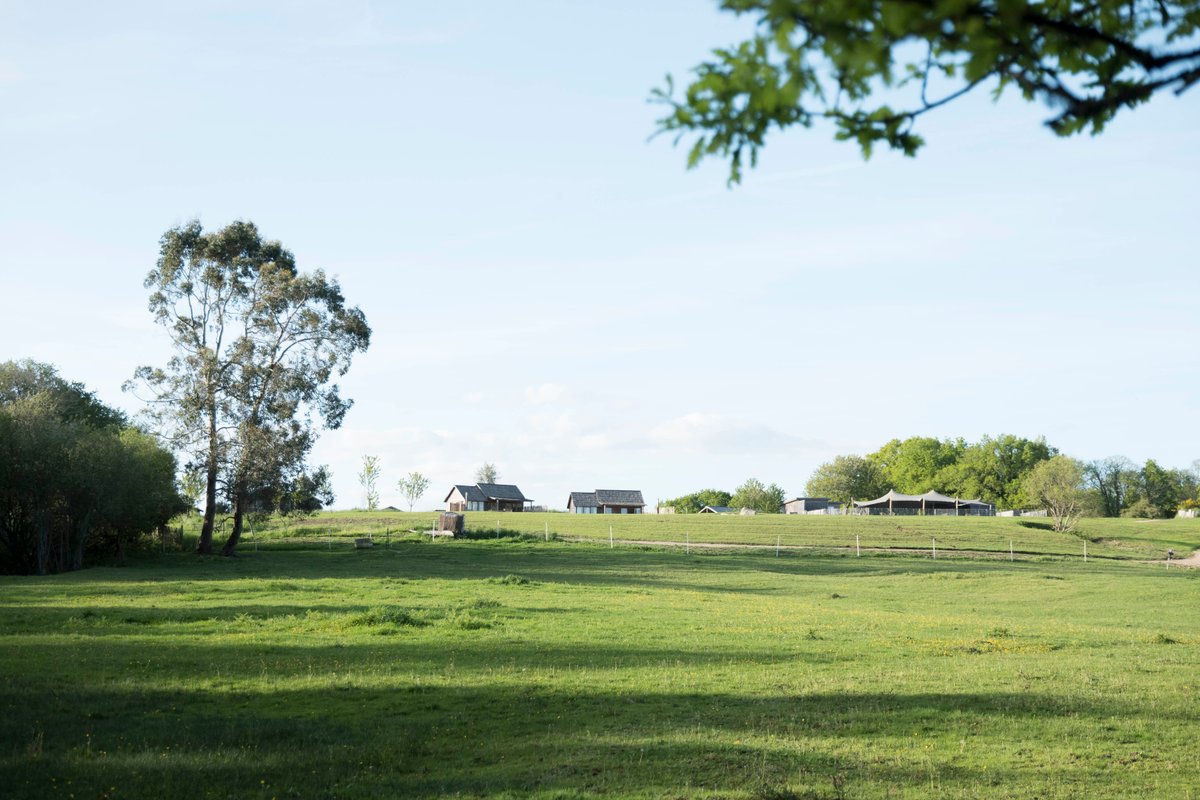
{"left": 98, "top": 428, "right": 183, "bottom": 563}
{"left": 654, "top": 0, "right": 1200, "bottom": 182}
{"left": 278, "top": 467, "right": 335, "bottom": 516}
{"left": 939, "top": 434, "right": 1055, "bottom": 508}
{"left": 178, "top": 468, "right": 204, "bottom": 514}
{"left": 397, "top": 471, "right": 432, "bottom": 512}
{"left": 1083, "top": 456, "right": 1139, "bottom": 517}
{"left": 0, "top": 359, "right": 126, "bottom": 429}
{"left": 868, "top": 437, "right": 966, "bottom": 494}
{"left": 804, "top": 454, "right": 886, "bottom": 503}
{"left": 0, "top": 394, "right": 73, "bottom": 574}
{"left": 0, "top": 361, "right": 180, "bottom": 574}
{"left": 1124, "top": 459, "right": 1192, "bottom": 518}
{"left": 129, "top": 220, "right": 370, "bottom": 555}
{"left": 1023, "top": 456, "right": 1087, "bottom": 532}
{"left": 730, "top": 478, "right": 787, "bottom": 513}
{"left": 663, "top": 489, "right": 733, "bottom": 514}
{"left": 359, "top": 455, "right": 382, "bottom": 511}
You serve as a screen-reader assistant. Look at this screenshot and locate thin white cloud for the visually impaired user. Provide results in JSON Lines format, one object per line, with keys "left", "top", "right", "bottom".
{"left": 525, "top": 382, "right": 568, "bottom": 404}
{"left": 648, "top": 412, "right": 818, "bottom": 455}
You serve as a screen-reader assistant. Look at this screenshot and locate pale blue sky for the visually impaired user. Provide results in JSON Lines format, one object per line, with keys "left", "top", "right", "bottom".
{"left": 2, "top": 2, "right": 1197, "bottom": 509}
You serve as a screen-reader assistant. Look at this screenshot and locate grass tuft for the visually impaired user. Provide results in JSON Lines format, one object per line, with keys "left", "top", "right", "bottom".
{"left": 488, "top": 574, "right": 531, "bottom": 585}
{"left": 349, "top": 606, "right": 424, "bottom": 628}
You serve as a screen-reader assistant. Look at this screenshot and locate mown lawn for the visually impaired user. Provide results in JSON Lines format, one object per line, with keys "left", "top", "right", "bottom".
{"left": 2, "top": 539, "right": 1197, "bottom": 798}
{"left": 216, "top": 510, "right": 1200, "bottom": 562}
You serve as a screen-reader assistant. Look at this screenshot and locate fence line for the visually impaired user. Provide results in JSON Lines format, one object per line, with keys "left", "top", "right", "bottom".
{"left": 160, "top": 519, "right": 1150, "bottom": 565}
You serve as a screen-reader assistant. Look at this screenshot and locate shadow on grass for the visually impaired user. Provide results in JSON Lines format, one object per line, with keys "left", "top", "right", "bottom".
{"left": 0, "top": 672, "right": 1183, "bottom": 800}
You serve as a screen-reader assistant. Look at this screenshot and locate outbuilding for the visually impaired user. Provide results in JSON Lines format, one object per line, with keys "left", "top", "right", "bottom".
{"left": 568, "top": 489, "right": 645, "bottom": 514}
{"left": 782, "top": 497, "right": 842, "bottom": 515}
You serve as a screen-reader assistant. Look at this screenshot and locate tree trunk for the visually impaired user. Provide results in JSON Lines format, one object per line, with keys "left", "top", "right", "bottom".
{"left": 220, "top": 493, "right": 245, "bottom": 557}
{"left": 35, "top": 510, "right": 49, "bottom": 576}
{"left": 198, "top": 444, "right": 219, "bottom": 555}
{"left": 71, "top": 514, "right": 90, "bottom": 571}
{"left": 197, "top": 399, "right": 219, "bottom": 555}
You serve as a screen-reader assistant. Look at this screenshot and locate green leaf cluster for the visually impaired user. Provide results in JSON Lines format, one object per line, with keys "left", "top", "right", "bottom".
{"left": 654, "top": 1, "right": 1200, "bottom": 182}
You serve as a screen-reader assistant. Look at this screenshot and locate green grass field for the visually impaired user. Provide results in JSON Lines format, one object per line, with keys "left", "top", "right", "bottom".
{"left": 201, "top": 510, "right": 1200, "bottom": 562}
{"left": 2, "top": 522, "right": 1198, "bottom": 798}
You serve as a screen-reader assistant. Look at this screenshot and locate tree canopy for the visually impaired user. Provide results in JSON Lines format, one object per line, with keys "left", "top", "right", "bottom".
{"left": 806, "top": 434, "right": 1055, "bottom": 509}
{"left": 654, "top": 0, "right": 1200, "bottom": 182}
{"left": 1023, "top": 455, "right": 1087, "bottom": 531}
{"left": 398, "top": 472, "right": 432, "bottom": 512}
{"left": 128, "top": 220, "right": 370, "bottom": 556}
{"left": 804, "top": 454, "right": 887, "bottom": 504}
{"left": 663, "top": 488, "right": 734, "bottom": 514}
{"left": 730, "top": 478, "right": 788, "bottom": 514}
{"left": 0, "top": 360, "right": 181, "bottom": 574}
{"left": 476, "top": 462, "right": 500, "bottom": 484}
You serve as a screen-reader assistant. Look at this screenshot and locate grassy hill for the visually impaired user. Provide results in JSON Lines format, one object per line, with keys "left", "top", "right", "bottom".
{"left": 1, "top": 538, "right": 1197, "bottom": 798}
{"left": 187, "top": 510, "right": 1200, "bottom": 562}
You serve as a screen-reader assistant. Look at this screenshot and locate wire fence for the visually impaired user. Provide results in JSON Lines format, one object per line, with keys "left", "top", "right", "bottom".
{"left": 154, "top": 518, "right": 1179, "bottom": 566}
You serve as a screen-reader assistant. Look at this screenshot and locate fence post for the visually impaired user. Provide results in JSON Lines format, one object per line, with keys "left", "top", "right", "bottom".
{"left": 1083, "top": 541, "right": 1087, "bottom": 562}
{"left": 1009, "top": 540, "right": 1013, "bottom": 562}
{"left": 776, "top": 535, "right": 780, "bottom": 557}
{"left": 856, "top": 534, "right": 860, "bottom": 557}
{"left": 609, "top": 525, "right": 613, "bottom": 549}
{"left": 932, "top": 538, "right": 936, "bottom": 559}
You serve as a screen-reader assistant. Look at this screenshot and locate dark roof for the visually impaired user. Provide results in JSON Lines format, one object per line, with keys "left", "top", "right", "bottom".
{"left": 477, "top": 483, "right": 527, "bottom": 501}
{"left": 784, "top": 497, "right": 831, "bottom": 504}
{"left": 569, "top": 492, "right": 598, "bottom": 508}
{"left": 595, "top": 489, "right": 645, "bottom": 506}
{"left": 445, "top": 484, "right": 486, "bottom": 503}
{"left": 959, "top": 498, "right": 994, "bottom": 508}
{"left": 700, "top": 505, "right": 732, "bottom": 513}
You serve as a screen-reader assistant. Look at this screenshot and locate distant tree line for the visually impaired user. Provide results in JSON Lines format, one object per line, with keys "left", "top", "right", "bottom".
{"left": 664, "top": 478, "right": 786, "bottom": 514}
{"left": 804, "top": 435, "right": 1199, "bottom": 518}
{"left": 0, "top": 361, "right": 183, "bottom": 574}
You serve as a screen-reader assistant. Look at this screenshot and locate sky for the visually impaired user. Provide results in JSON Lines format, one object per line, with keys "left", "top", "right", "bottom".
{"left": 2, "top": 1, "right": 1197, "bottom": 510}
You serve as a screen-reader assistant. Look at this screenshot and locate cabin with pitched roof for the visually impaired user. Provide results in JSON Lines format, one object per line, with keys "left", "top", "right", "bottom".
{"left": 444, "top": 483, "right": 532, "bottom": 512}
{"left": 567, "top": 489, "right": 645, "bottom": 514}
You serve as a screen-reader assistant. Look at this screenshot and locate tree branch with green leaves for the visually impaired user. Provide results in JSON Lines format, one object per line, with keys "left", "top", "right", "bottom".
{"left": 653, "top": 0, "right": 1200, "bottom": 183}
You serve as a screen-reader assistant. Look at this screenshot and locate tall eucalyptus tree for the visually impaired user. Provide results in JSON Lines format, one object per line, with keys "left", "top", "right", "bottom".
{"left": 129, "top": 220, "right": 370, "bottom": 555}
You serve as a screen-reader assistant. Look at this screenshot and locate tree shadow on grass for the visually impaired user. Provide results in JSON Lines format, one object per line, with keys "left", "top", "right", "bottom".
{"left": 0, "top": 672, "right": 1186, "bottom": 800}
{"left": 73, "top": 540, "right": 1135, "bottom": 594}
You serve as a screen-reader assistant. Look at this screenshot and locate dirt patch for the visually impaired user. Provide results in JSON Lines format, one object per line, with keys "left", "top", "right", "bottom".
{"left": 1169, "top": 550, "right": 1200, "bottom": 568}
